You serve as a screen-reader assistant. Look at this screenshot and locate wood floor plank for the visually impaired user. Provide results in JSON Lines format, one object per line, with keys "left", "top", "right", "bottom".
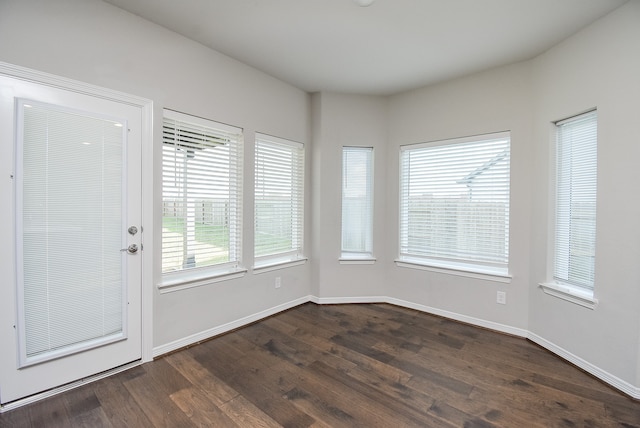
{"left": 123, "top": 372, "right": 195, "bottom": 427}
{"left": 3, "top": 302, "right": 640, "bottom": 427}
{"left": 236, "top": 322, "right": 320, "bottom": 367}
{"left": 191, "top": 334, "right": 280, "bottom": 382}
{"left": 165, "top": 350, "right": 239, "bottom": 407}
{"left": 308, "top": 360, "right": 457, "bottom": 427}
{"left": 68, "top": 406, "right": 113, "bottom": 428}
{"left": 139, "top": 357, "right": 192, "bottom": 395}
{"left": 261, "top": 316, "right": 360, "bottom": 373}
{"left": 27, "top": 393, "right": 72, "bottom": 428}
{"left": 437, "top": 345, "right": 610, "bottom": 418}
{"left": 279, "top": 320, "right": 411, "bottom": 382}
{"left": 330, "top": 330, "right": 396, "bottom": 364}
{"left": 195, "top": 343, "right": 317, "bottom": 427}
{"left": 400, "top": 340, "right": 608, "bottom": 426}
{"left": 604, "top": 399, "right": 640, "bottom": 427}
{"left": 399, "top": 329, "right": 614, "bottom": 419}
{"left": 93, "top": 375, "right": 155, "bottom": 428}
{"left": 62, "top": 386, "right": 101, "bottom": 420}
{"left": 274, "top": 358, "right": 426, "bottom": 427}
{"left": 170, "top": 387, "right": 239, "bottom": 427}
{"left": 218, "top": 394, "right": 283, "bottom": 428}
{"left": 0, "top": 405, "right": 31, "bottom": 428}
{"left": 282, "top": 385, "right": 360, "bottom": 427}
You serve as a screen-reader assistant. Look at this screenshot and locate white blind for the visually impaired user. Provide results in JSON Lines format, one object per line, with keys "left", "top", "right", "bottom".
{"left": 254, "top": 134, "right": 304, "bottom": 265}
{"left": 554, "top": 110, "right": 598, "bottom": 289}
{"left": 399, "top": 132, "right": 510, "bottom": 272}
{"left": 162, "top": 110, "right": 243, "bottom": 274}
{"left": 342, "top": 147, "right": 373, "bottom": 257}
{"left": 18, "top": 101, "right": 125, "bottom": 365}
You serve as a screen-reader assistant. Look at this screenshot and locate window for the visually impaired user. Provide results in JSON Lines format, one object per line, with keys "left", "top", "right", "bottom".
{"left": 16, "top": 100, "right": 128, "bottom": 366}
{"left": 162, "top": 110, "right": 243, "bottom": 282}
{"left": 398, "top": 132, "right": 510, "bottom": 277}
{"left": 254, "top": 134, "right": 305, "bottom": 269}
{"left": 553, "top": 110, "right": 598, "bottom": 290}
{"left": 341, "top": 147, "right": 374, "bottom": 260}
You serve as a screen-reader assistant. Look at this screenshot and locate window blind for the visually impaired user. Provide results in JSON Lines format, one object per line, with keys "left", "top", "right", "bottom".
{"left": 554, "top": 110, "right": 597, "bottom": 289}
{"left": 399, "top": 132, "right": 510, "bottom": 273}
{"left": 162, "top": 110, "right": 243, "bottom": 274}
{"left": 254, "top": 134, "right": 304, "bottom": 266}
{"left": 18, "top": 101, "right": 125, "bottom": 366}
{"left": 342, "top": 147, "right": 373, "bottom": 257}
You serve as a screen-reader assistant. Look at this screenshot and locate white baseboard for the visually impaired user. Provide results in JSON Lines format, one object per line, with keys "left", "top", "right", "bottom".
{"left": 527, "top": 332, "right": 640, "bottom": 399}
{"left": 309, "top": 295, "right": 387, "bottom": 305}
{"left": 152, "top": 295, "right": 313, "bottom": 358}
{"left": 385, "top": 297, "right": 529, "bottom": 338}
{"left": 152, "top": 293, "right": 640, "bottom": 399}
{"left": 309, "top": 295, "right": 527, "bottom": 338}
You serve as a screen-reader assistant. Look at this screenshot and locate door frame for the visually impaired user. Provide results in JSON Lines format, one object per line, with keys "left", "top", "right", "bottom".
{"left": 0, "top": 61, "right": 154, "bottom": 410}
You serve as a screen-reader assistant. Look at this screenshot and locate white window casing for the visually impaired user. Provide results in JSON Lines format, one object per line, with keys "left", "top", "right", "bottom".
{"left": 341, "top": 147, "right": 374, "bottom": 262}
{"left": 540, "top": 110, "right": 598, "bottom": 308}
{"left": 397, "top": 132, "right": 511, "bottom": 279}
{"left": 254, "top": 133, "right": 305, "bottom": 270}
{"left": 160, "top": 109, "right": 244, "bottom": 290}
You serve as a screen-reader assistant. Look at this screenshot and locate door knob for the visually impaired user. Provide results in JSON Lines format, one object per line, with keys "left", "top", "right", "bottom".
{"left": 128, "top": 226, "right": 138, "bottom": 235}
{"left": 121, "top": 244, "right": 138, "bottom": 254}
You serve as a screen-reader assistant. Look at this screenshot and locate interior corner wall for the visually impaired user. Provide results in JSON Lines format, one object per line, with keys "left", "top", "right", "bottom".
{"left": 310, "top": 92, "right": 389, "bottom": 300}
{"left": 384, "top": 61, "right": 534, "bottom": 333}
{"left": 529, "top": 0, "right": 640, "bottom": 390}
{"left": 0, "top": 0, "right": 312, "bottom": 352}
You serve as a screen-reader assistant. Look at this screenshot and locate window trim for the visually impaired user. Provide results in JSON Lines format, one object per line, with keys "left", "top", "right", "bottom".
{"left": 396, "top": 258, "right": 512, "bottom": 283}
{"left": 339, "top": 255, "right": 377, "bottom": 265}
{"left": 159, "top": 109, "right": 244, "bottom": 290}
{"left": 397, "top": 131, "right": 511, "bottom": 278}
{"left": 341, "top": 146, "right": 374, "bottom": 261}
{"left": 253, "top": 133, "right": 305, "bottom": 270}
{"left": 539, "top": 281, "right": 598, "bottom": 309}
{"left": 544, "top": 108, "right": 598, "bottom": 303}
{"left": 159, "top": 266, "right": 247, "bottom": 294}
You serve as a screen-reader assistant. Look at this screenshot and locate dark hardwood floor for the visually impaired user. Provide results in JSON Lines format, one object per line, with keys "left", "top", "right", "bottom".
{"left": 2, "top": 303, "right": 639, "bottom": 427}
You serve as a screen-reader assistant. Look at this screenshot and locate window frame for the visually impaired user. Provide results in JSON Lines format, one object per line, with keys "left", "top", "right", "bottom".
{"left": 540, "top": 109, "right": 598, "bottom": 308}
{"left": 253, "top": 133, "right": 306, "bottom": 272}
{"left": 159, "top": 109, "right": 245, "bottom": 292}
{"left": 396, "top": 131, "right": 511, "bottom": 281}
{"left": 340, "top": 146, "right": 375, "bottom": 263}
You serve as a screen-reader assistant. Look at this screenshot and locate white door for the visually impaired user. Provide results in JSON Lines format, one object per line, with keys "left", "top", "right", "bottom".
{"left": 0, "top": 74, "right": 143, "bottom": 405}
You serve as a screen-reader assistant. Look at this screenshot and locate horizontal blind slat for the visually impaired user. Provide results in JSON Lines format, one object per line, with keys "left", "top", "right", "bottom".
{"left": 162, "top": 112, "right": 243, "bottom": 274}
{"left": 554, "top": 110, "right": 597, "bottom": 289}
{"left": 255, "top": 135, "right": 305, "bottom": 260}
{"left": 400, "top": 133, "right": 510, "bottom": 268}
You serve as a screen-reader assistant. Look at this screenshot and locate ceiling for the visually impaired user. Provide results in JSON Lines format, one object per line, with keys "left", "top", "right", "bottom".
{"left": 103, "top": 0, "right": 628, "bottom": 95}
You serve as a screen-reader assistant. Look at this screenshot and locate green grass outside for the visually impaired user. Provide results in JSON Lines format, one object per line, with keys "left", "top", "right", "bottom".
{"left": 162, "top": 216, "right": 230, "bottom": 269}
{"left": 162, "top": 216, "right": 230, "bottom": 249}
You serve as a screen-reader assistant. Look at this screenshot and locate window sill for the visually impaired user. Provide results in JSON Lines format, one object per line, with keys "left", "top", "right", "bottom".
{"left": 395, "top": 258, "right": 511, "bottom": 283}
{"left": 339, "top": 258, "right": 376, "bottom": 265}
{"left": 539, "top": 282, "right": 598, "bottom": 309}
{"left": 158, "top": 266, "right": 247, "bottom": 294}
{"left": 340, "top": 253, "right": 376, "bottom": 264}
{"left": 253, "top": 257, "right": 308, "bottom": 274}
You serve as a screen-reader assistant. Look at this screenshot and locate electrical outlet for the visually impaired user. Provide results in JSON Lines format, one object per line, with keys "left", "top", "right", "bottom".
{"left": 496, "top": 291, "right": 506, "bottom": 305}
{"left": 275, "top": 276, "right": 282, "bottom": 289}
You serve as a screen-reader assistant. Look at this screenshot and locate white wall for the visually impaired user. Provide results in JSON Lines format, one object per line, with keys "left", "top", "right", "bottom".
{"left": 0, "top": 0, "right": 312, "bottom": 351}
{"left": 310, "top": 92, "right": 389, "bottom": 300}
{"left": 529, "top": 0, "right": 640, "bottom": 389}
{"left": 385, "top": 61, "right": 534, "bottom": 332}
